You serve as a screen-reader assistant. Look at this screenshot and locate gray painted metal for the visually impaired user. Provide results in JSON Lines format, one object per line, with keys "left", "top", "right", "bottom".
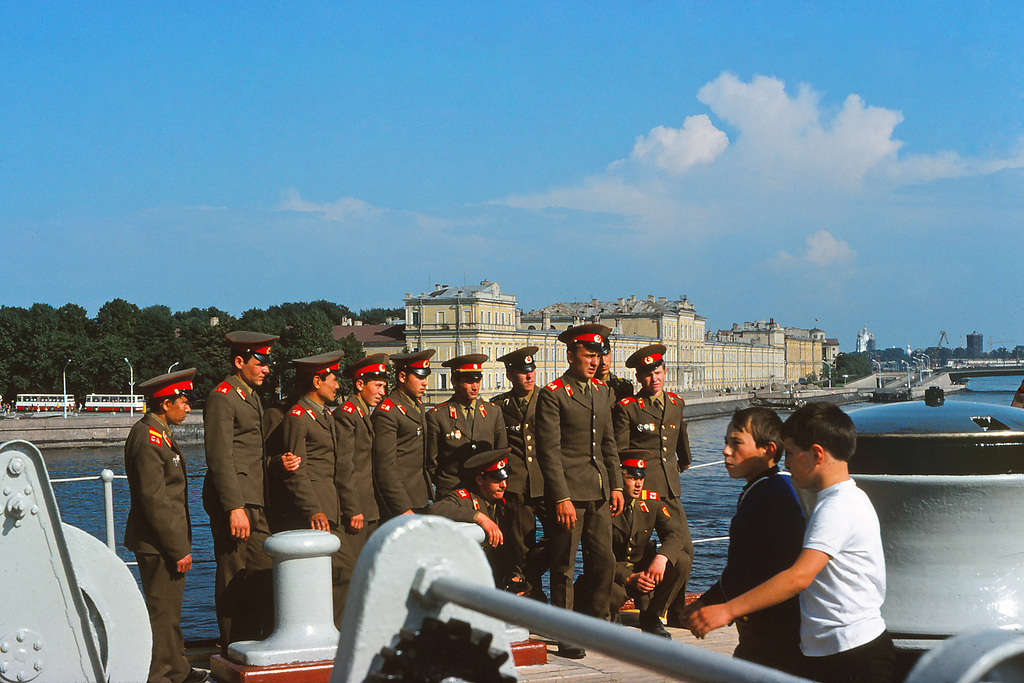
{"left": 229, "top": 529, "right": 342, "bottom": 666}
{"left": 0, "top": 439, "right": 150, "bottom": 683}
{"left": 331, "top": 515, "right": 517, "bottom": 683}
{"left": 903, "top": 629, "right": 1024, "bottom": 683}
{"left": 424, "top": 575, "right": 811, "bottom": 683}
{"left": 856, "top": 474, "right": 1024, "bottom": 643}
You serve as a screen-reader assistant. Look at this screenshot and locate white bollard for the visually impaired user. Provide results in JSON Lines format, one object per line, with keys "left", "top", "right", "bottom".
{"left": 229, "top": 529, "right": 341, "bottom": 666}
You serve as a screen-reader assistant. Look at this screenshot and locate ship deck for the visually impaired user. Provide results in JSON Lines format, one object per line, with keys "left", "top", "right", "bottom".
{"left": 518, "top": 625, "right": 739, "bottom": 682}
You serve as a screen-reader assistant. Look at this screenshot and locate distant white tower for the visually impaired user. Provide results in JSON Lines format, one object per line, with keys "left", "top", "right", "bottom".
{"left": 856, "top": 326, "right": 875, "bottom": 353}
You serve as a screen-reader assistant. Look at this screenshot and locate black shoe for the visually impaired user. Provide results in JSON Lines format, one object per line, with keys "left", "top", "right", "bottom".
{"left": 638, "top": 614, "right": 671, "bottom": 639}
{"left": 182, "top": 669, "right": 210, "bottom": 683}
{"left": 556, "top": 642, "right": 587, "bottom": 659}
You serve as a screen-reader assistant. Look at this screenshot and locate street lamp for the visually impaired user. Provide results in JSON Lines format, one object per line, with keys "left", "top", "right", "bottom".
{"left": 822, "top": 361, "right": 834, "bottom": 389}
{"left": 168, "top": 361, "right": 180, "bottom": 374}
{"left": 871, "top": 359, "right": 882, "bottom": 388}
{"left": 62, "top": 358, "right": 72, "bottom": 419}
{"left": 124, "top": 358, "right": 135, "bottom": 416}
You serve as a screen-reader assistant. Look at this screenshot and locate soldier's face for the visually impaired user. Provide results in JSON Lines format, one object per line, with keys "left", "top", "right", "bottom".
{"left": 357, "top": 379, "right": 387, "bottom": 407}
{"left": 400, "top": 371, "right": 429, "bottom": 398}
{"left": 621, "top": 472, "right": 644, "bottom": 499}
{"left": 236, "top": 356, "right": 270, "bottom": 387}
{"left": 475, "top": 474, "right": 507, "bottom": 502}
{"left": 163, "top": 396, "right": 191, "bottom": 425}
{"left": 508, "top": 369, "right": 535, "bottom": 394}
{"left": 597, "top": 353, "right": 611, "bottom": 378}
{"left": 639, "top": 366, "right": 666, "bottom": 396}
{"left": 567, "top": 346, "right": 600, "bottom": 380}
{"left": 453, "top": 375, "right": 481, "bottom": 403}
{"left": 314, "top": 372, "right": 339, "bottom": 404}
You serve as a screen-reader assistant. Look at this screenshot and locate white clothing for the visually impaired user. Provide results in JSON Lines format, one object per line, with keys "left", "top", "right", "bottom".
{"left": 800, "top": 478, "right": 886, "bottom": 657}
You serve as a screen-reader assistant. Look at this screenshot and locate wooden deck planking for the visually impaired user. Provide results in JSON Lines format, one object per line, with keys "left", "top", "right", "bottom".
{"left": 517, "top": 625, "right": 739, "bottom": 682}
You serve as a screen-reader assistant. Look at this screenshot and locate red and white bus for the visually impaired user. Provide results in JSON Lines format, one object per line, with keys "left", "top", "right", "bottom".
{"left": 15, "top": 394, "right": 75, "bottom": 412}
{"left": 83, "top": 394, "right": 146, "bottom": 412}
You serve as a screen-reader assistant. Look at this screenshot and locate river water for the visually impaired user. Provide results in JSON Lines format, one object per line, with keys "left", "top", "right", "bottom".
{"left": 38, "top": 376, "right": 1021, "bottom": 641}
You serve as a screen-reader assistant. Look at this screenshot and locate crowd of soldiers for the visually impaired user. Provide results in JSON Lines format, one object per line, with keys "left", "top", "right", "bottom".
{"left": 124, "top": 323, "right": 696, "bottom": 682}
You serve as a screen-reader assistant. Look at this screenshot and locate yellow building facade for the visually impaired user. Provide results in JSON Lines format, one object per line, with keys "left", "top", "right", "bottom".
{"left": 401, "top": 281, "right": 830, "bottom": 402}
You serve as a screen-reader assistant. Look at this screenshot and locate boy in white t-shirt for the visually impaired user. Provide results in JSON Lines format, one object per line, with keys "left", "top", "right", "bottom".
{"left": 687, "top": 402, "right": 894, "bottom": 683}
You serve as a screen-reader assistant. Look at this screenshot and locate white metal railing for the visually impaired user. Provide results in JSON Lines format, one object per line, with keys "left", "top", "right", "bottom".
{"left": 51, "top": 469, "right": 122, "bottom": 552}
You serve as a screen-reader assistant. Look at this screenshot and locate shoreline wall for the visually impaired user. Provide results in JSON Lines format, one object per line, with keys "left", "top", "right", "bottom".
{"left": 2, "top": 388, "right": 872, "bottom": 448}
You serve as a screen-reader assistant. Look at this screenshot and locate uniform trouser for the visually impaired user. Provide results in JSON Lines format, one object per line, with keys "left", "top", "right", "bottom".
{"left": 210, "top": 505, "right": 273, "bottom": 653}
{"left": 648, "top": 496, "right": 694, "bottom": 620}
{"left": 516, "top": 495, "right": 553, "bottom": 600}
{"left": 332, "top": 519, "right": 377, "bottom": 627}
{"left": 609, "top": 552, "right": 689, "bottom": 617}
{"left": 136, "top": 552, "right": 190, "bottom": 683}
{"left": 548, "top": 499, "right": 614, "bottom": 620}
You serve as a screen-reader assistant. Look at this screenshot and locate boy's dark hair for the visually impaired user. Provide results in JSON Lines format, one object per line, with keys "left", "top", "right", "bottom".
{"left": 781, "top": 402, "right": 857, "bottom": 462}
{"left": 728, "top": 407, "right": 784, "bottom": 463}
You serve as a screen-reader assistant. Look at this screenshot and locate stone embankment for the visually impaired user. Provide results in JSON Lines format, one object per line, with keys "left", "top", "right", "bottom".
{"left": 0, "top": 387, "right": 874, "bottom": 448}
{"left": 0, "top": 412, "right": 206, "bottom": 449}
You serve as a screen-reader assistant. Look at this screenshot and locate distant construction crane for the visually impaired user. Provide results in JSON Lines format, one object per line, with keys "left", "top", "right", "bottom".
{"left": 937, "top": 331, "right": 948, "bottom": 349}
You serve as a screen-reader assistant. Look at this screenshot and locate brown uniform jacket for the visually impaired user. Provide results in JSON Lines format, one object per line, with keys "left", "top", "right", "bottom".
{"left": 203, "top": 375, "right": 267, "bottom": 516}
{"left": 427, "top": 397, "right": 508, "bottom": 497}
{"left": 275, "top": 397, "right": 358, "bottom": 528}
{"left": 536, "top": 373, "right": 622, "bottom": 504}
{"left": 427, "top": 486, "right": 517, "bottom": 588}
{"left": 125, "top": 413, "right": 191, "bottom": 561}
{"left": 612, "top": 392, "right": 691, "bottom": 500}
{"left": 371, "top": 388, "right": 432, "bottom": 515}
{"left": 334, "top": 394, "right": 380, "bottom": 523}
{"left": 613, "top": 490, "right": 687, "bottom": 583}
{"left": 491, "top": 387, "right": 544, "bottom": 498}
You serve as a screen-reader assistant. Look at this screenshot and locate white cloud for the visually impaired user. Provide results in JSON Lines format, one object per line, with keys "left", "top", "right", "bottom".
{"left": 630, "top": 116, "right": 729, "bottom": 175}
{"left": 805, "top": 230, "right": 856, "bottom": 265}
{"left": 774, "top": 230, "right": 856, "bottom": 269}
{"left": 278, "top": 188, "right": 383, "bottom": 222}
{"left": 697, "top": 73, "right": 905, "bottom": 188}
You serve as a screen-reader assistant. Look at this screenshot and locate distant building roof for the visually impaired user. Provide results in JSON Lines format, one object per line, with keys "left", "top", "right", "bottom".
{"left": 332, "top": 324, "right": 405, "bottom": 345}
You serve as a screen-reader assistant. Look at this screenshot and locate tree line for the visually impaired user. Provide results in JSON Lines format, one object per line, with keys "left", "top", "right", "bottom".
{"left": 0, "top": 299, "right": 404, "bottom": 407}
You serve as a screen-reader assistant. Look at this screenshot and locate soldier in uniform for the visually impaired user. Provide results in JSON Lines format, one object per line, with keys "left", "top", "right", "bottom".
{"left": 274, "top": 350, "right": 363, "bottom": 625}
{"left": 536, "top": 324, "right": 624, "bottom": 659}
{"left": 125, "top": 368, "right": 208, "bottom": 683}
{"left": 597, "top": 335, "right": 635, "bottom": 401}
{"left": 372, "top": 349, "right": 435, "bottom": 518}
{"left": 492, "top": 346, "right": 549, "bottom": 601}
{"left": 202, "top": 331, "right": 278, "bottom": 652}
{"left": 334, "top": 353, "right": 390, "bottom": 557}
{"left": 612, "top": 343, "right": 694, "bottom": 629}
{"left": 428, "top": 446, "right": 521, "bottom": 592}
{"left": 427, "top": 354, "right": 508, "bottom": 497}
{"left": 577, "top": 451, "right": 689, "bottom": 638}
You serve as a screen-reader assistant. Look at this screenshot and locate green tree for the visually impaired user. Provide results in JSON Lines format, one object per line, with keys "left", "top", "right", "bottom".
{"left": 834, "top": 352, "right": 871, "bottom": 382}
{"left": 358, "top": 307, "right": 403, "bottom": 325}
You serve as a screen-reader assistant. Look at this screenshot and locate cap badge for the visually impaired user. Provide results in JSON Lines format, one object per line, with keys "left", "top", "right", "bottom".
{"left": 524, "top": 356, "right": 532, "bottom": 363}
{"left": 594, "top": 335, "right": 603, "bottom": 344}
{"left": 644, "top": 355, "right": 654, "bottom": 365}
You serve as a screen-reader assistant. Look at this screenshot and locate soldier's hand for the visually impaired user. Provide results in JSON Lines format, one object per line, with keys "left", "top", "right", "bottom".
{"left": 346, "top": 514, "right": 365, "bottom": 534}
{"left": 475, "top": 513, "right": 503, "bottom": 547}
{"left": 176, "top": 553, "right": 193, "bottom": 574}
{"left": 609, "top": 490, "right": 625, "bottom": 516}
{"left": 645, "top": 555, "right": 668, "bottom": 585}
{"left": 310, "top": 512, "right": 330, "bottom": 531}
{"left": 555, "top": 500, "right": 577, "bottom": 530}
{"left": 280, "top": 452, "right": 301, "bottom": 471}
{"left": 229, "top": 508, "right": 251, "bottom": 539}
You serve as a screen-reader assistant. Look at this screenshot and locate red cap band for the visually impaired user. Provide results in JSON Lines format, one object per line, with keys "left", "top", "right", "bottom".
{"left": 621, "top": 458, "right": 646, "bottom": 469}
{"left": 152, "top": 379, "right": 193, "bottom": 398}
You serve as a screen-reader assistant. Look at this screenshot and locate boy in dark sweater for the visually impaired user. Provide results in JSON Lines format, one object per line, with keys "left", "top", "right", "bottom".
{"left": 683, "top": 407, "right": 805, "bottom": 675}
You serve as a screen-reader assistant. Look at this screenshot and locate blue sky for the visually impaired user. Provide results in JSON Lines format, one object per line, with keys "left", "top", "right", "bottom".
{"left": 2, "top": 2, "right": 1022, "bottom": 352}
